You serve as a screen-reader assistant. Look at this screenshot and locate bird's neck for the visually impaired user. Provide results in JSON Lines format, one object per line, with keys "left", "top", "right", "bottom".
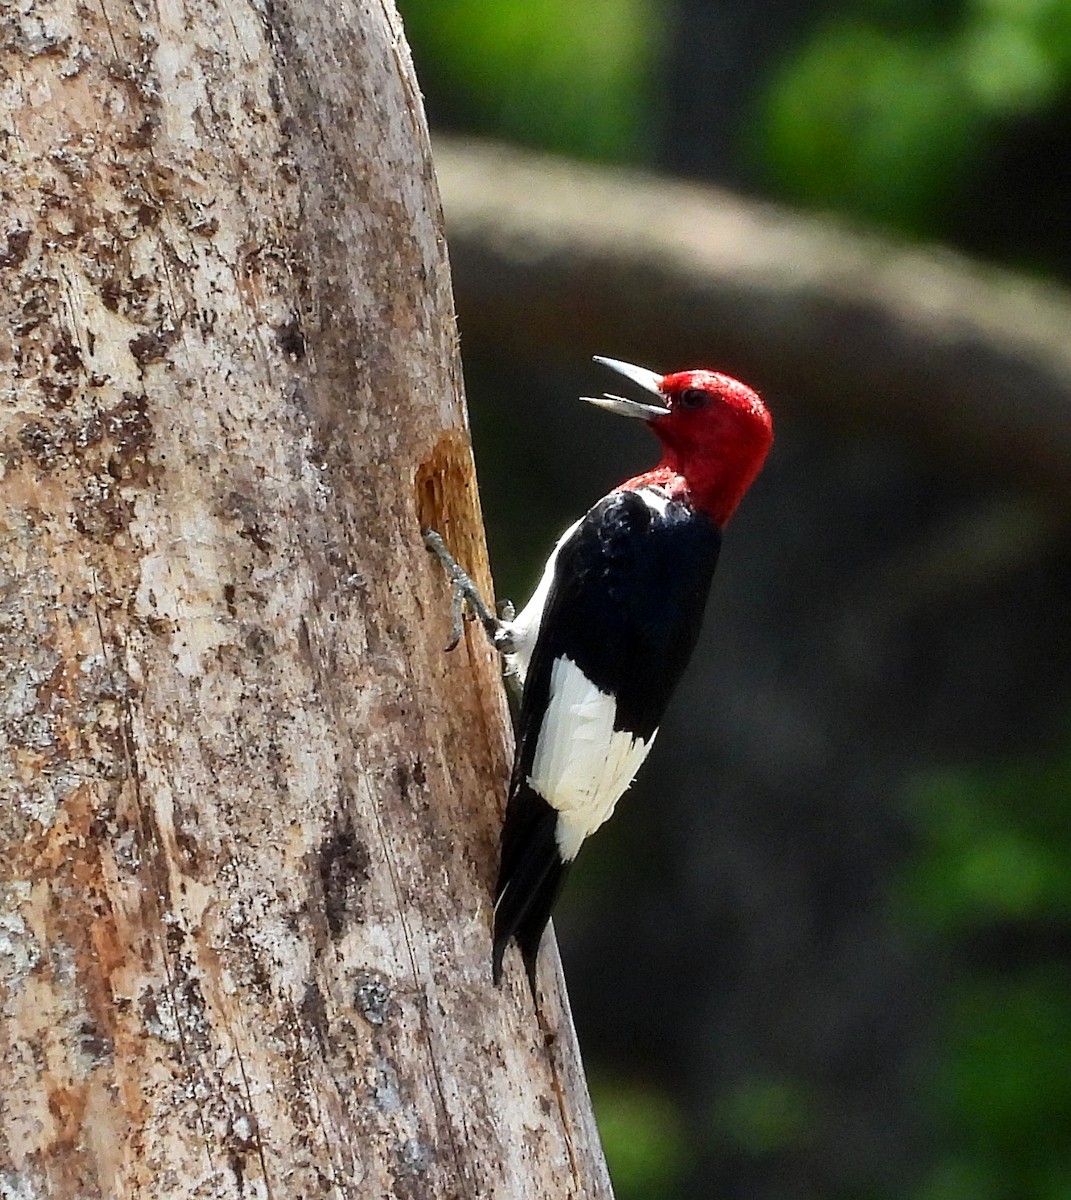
{"left": 621, "top": 464, "right": 690, "bottom": 505}
{"left": 623, "top": 448, "right": 764, "bottom": 527}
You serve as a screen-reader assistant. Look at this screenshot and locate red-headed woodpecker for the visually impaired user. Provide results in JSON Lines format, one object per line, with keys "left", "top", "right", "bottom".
{"left": 425, "top": 356, "right": 773, "bottom": 991}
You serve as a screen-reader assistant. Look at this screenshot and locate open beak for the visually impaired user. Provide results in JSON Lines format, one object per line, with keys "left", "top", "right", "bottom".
{"left": 581, "top": 356, "right": 670, "bottom": 419}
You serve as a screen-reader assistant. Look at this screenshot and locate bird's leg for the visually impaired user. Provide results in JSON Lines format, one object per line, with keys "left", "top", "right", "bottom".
{"left": 422, "top": 529, "right": 517, "bottom": 656}
{"left": 497, "top": 600, "right": 523, "bottom": 721}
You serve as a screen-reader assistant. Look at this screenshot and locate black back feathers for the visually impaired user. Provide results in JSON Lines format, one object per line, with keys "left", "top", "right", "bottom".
{"left": 492, "top": 488, "right": 722, "bottom": 988}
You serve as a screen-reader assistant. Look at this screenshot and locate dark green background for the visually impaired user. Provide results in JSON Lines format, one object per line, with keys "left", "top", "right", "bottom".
{"left": 399, "top": 4, "right": 1071, "bottom": 1197}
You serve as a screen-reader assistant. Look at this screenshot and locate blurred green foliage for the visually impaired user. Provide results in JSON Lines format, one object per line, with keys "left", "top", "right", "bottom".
{"left": 899, "top": 751, "right": 1071, "bottom": 1200}
{"left": 759, "top": 22, "right": 982, "bottom": 233}
{"left": 901, "top": 758, "right": 1071, "bottom": 933}
{"left": 398, "top": 0, "right": 663, "bottom": 160}
{"left": 402, "top": 0, "right": 1071, "bottom": 245}
{"left": 589, "top": 1077, "right": 688, "bottom": 1199}
{"left": 760, "top": 0, "right": 1071, "bottom": 235}
{"left": 716, "top": 1075, "right": 815, "bottom": 1157}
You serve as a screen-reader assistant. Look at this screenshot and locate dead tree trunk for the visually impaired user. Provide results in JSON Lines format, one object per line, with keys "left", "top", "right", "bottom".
{"left": 0, "top": 3, "right": 611, "bottom": 1197}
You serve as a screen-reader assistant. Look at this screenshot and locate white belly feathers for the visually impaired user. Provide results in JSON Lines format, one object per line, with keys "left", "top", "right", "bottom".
{"left": 527, "top": 655, "right": 656, "bottom": 861}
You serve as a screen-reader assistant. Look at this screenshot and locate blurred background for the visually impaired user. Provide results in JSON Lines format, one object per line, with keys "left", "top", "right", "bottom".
{"left": 398, "top": 2, "right": 1071, "bottom": 1197}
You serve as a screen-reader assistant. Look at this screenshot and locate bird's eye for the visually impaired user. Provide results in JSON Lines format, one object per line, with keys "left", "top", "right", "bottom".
{"left": 677, "top": 388, "right": 708, "bottom": 410}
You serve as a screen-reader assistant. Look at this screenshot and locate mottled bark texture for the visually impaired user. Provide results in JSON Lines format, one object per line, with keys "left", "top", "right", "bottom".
{"left": 0, "top": 4, "right": 611, "bottom": 1198}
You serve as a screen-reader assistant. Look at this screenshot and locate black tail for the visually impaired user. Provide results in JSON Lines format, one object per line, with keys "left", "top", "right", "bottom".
{"left": 492, "top": 784, "right": 570, "bottom": 992}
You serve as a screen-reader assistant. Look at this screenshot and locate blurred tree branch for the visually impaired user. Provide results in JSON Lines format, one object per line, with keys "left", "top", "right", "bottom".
{"left": 437, "top": 137, "right": 1071, "bottom": 501}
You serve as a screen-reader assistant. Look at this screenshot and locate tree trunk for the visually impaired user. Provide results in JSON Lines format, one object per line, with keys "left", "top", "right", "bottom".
{"left": 0, "top": 4, "right": 611, "bottom": 1198}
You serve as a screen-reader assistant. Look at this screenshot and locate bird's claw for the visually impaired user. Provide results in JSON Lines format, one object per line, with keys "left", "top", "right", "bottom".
{"left": 493, "top": 625, "right": 516, "bottom": 655}
{"left": 423, "top": 528, "right": 507, "bottom": 654}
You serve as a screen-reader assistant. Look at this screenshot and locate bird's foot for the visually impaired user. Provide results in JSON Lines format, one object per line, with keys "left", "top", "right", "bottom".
{"left": 423, "top": 529, "right": 515, "bottom": 654}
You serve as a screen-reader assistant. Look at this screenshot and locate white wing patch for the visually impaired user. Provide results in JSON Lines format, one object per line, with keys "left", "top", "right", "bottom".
{"left": 527, "top": 655, "right": 656, "bottom": 861}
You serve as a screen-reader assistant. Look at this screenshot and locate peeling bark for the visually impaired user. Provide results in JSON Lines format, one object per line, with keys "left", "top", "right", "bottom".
{"left": 0, "top": 4, "right": 611, "bottom": 1198}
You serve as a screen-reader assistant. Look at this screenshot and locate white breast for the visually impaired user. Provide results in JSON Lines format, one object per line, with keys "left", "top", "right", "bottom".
{"left": 527, "top": 655, "right": 656, "bottom": 861}
{"left": 502, "top": 517, "right": 582, "bottom": 688}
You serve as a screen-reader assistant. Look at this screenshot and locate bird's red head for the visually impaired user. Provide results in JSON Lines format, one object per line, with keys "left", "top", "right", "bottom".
{"left": 583, "top": 357, "right": 773, "bottom": 526}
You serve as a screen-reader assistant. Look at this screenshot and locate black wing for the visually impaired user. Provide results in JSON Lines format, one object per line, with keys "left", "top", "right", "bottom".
{"left": 492, "top": 489, "right": 722, "bottom": 988}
